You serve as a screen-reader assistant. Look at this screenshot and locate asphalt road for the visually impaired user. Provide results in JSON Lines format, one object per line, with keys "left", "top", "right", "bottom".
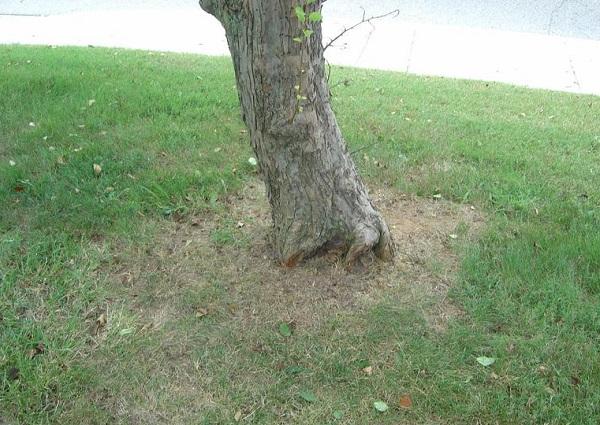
{"left": 2, "top": 0, "right": 599, "bottom": 40}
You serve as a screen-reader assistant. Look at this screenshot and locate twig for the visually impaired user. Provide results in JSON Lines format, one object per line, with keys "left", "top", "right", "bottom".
{"left": 350, "top": 141, "right": 379, "bottom": 156}
{"left": 329, "top": 78, "right": 352, "bottom": 90}
{"left": 323, "top": 9, "right": 400, "bottom": 52}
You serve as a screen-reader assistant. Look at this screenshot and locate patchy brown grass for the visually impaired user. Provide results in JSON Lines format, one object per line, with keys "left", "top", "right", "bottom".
{"left": 74, "top": 180, "right": 485, "bottom": 424}
{"left": 107, "top": 180, "right": 484, "bottom": 334}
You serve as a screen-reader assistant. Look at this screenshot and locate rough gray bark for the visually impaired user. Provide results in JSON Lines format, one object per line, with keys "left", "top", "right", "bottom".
{"left": 199, "top": 0, "right": 394, "bottom": 266}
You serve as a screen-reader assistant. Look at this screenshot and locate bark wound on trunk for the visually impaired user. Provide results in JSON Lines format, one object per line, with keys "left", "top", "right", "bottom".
{"left": 199, "top": 0, "right": 394, "bottom": 266}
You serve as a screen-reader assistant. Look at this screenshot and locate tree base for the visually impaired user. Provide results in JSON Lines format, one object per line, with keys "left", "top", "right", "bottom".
{"left": 277, "top": 190, "right": 395, "bottom": 269}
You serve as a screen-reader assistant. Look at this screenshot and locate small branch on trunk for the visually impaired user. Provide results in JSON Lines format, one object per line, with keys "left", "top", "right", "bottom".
{"left": 323, "top": 8, "right": 400, "bottom": 52}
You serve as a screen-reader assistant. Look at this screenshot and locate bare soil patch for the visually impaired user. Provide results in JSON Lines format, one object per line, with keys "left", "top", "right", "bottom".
{"left": 110, "top": 180, "right": 485, "bottom": 334}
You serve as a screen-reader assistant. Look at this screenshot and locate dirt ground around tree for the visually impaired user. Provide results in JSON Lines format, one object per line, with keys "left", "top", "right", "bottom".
{"left": 106, "top": 180, "right": 486, "bottom": 336}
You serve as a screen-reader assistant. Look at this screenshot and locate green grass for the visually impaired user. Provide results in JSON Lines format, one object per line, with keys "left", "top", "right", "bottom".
{"left": 1, "top": 46, "right": 599, "bottom": 424}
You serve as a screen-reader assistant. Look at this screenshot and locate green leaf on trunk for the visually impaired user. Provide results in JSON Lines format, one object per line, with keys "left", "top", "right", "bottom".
{"left": 294, "top": 6, "right": 306, "bottom": 22}
{"left": 303, "top": 29, "right": 314, "bottom": 38}
{"left": 308, "top": 11, "right": 322, "bottom": 22}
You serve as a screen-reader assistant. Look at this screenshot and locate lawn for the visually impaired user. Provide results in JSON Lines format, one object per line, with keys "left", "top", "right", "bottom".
{"left": 1, "top": 46, "right": 599, "bottom": 424}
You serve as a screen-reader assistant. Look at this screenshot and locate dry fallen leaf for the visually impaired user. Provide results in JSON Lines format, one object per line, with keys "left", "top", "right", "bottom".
{"left": 140, "top": 322, "right": 154, "bottom": 332}
{"left": 362, "top": 366, "right": 373, "bottom": 376}
{"left": 8, "top": 367, "right": 19, "bottom": 381}
{"left": 27, "top": 342, "right": 46, "bottom": 359}
{"left": 93, "top": 163, "right": 102, "bottom": 176}
{"left": 196, "top": 307, "right": 208, "bottom": 318}
{"left": 96, "top": 313, "right": 107, "bottom": 327}
{"left": 120, "top": 272, "right": 133, "bottom": 285}
{"left": 234, "top": 411, "right": 242, "bottom": 422}
{"left": 399, "top": 393, "right": 413, "bottom": 409}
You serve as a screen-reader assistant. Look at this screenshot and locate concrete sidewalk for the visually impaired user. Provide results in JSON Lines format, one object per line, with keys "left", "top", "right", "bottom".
{"left": 1, "top": 7, "right": 599, "bottom": 96}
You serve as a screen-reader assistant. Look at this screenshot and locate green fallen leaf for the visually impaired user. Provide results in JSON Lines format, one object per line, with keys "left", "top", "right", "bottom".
{"left": 279, "top": 322, "right": 292, "bottom": 337}
{"left": 354, "top": 358, "right": 370, "bottom": 369}
{"left": 333, "top": 410, "right": 343, "bottom": 419}
{"left": 374, "top": 401, "right": 388, "bottom": 412}
{"left": 284, "top": 365, "right": 305, "bottom": 374}
{"left": 476, "top": 356, "right": 496, "bottom": 367}
{"left": 299, "top": 389, "right": 317, "bottom": 403}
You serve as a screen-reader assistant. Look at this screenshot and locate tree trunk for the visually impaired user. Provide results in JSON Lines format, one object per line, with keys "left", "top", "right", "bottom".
{"left": 199, "top": 0, "right": 394, "bottom": 266}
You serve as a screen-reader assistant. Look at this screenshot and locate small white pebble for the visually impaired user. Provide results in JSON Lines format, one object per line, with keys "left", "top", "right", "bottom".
{"left": 9, "top": 160, "right": 16, "bottom": 166}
